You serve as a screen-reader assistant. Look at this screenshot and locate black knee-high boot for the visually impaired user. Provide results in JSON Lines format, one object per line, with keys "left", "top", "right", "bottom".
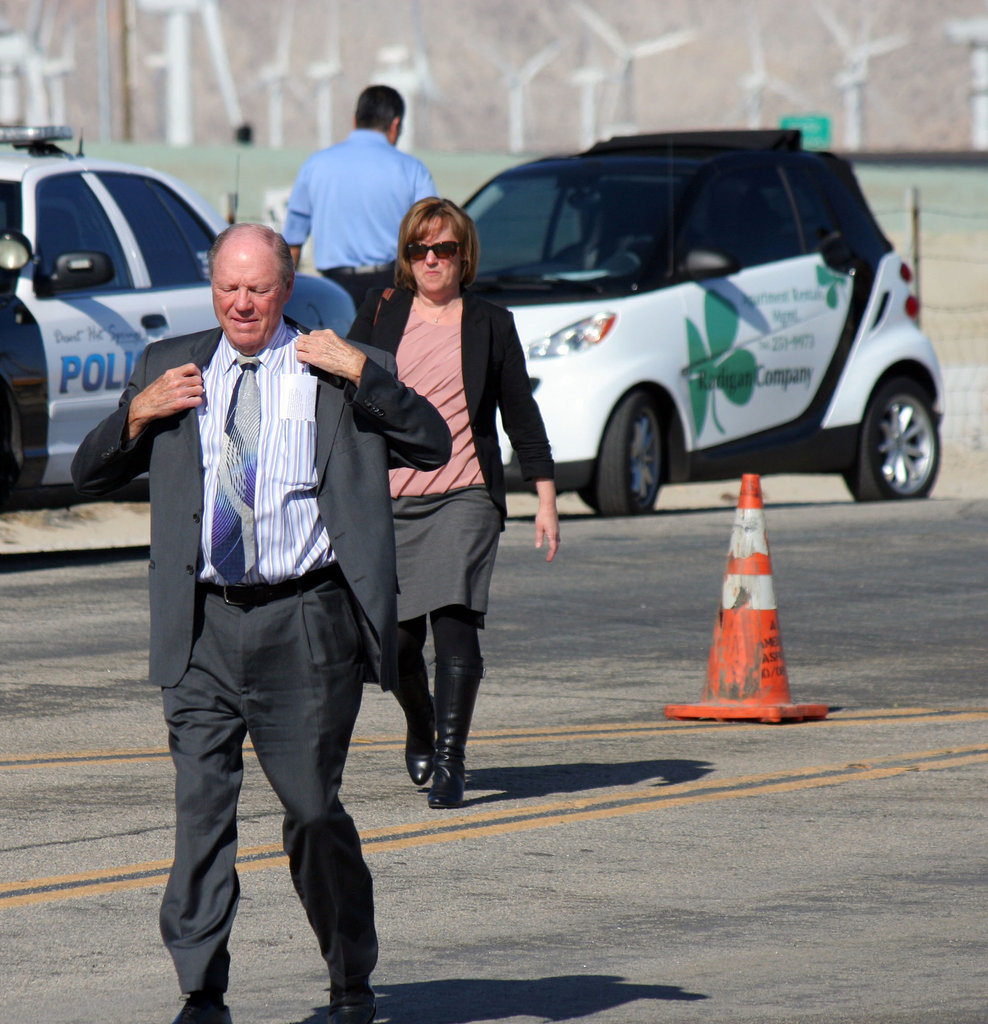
{"left": 428, "top": 656, "right": 484, "bottom": 809}
{"left": 392, "top": 658, "right": 435, "bottom": 786}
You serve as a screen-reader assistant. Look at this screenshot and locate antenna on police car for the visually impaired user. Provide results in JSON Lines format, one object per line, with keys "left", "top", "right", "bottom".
{"left": 223, "top": 151, "right": 240, "bottom": 224}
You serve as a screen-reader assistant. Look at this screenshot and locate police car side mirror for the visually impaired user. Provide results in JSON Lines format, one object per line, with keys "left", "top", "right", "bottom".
{"left": 679, "top": 246, "right": 740, "bottom": 281}
{"left": 35, "top": 251, "right": 115, "bottom": 297}
{"left": 0, "top": 229, "right": 32, "bottom": 271}
{"left": 0, "top": 229, "right": 32, "bottom": 296}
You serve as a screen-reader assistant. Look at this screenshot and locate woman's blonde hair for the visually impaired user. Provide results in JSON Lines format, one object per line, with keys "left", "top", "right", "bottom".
{"left": 395, "top": 197, "right": 479, "bottom": 292}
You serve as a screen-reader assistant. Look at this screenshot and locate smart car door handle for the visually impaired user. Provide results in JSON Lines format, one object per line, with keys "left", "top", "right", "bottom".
{"left": 142, "top": 313, "right": 167, "bottom": 330}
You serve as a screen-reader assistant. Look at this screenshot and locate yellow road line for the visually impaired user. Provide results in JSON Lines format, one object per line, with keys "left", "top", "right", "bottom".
{"left": 3, "top": 744, "right": 985, "bottom": 909}
{"left": 2, "top": 708, "right": 985, "bottom": 771}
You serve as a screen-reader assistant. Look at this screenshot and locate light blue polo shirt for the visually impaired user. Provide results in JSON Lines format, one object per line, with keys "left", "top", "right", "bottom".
{"left": 282, "top": 129, "right": 437, "bottom": 270}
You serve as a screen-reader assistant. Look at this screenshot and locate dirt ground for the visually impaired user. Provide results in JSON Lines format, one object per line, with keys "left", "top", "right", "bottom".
{"left": 1, "top": 442, "right": 984, "bottom": 557}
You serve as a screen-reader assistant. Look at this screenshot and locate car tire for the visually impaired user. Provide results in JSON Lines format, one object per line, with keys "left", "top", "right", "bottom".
{"left": 0, "top": 400, "right": 15, "bottom": 506}
{"left": 844, "top": 377, "right": 940, "bottom": 502}
{"left": 592, "top": 390, "right": 663, "bottom": 516}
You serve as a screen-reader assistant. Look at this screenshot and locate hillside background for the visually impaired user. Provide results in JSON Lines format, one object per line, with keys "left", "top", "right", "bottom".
{"left": 5, "top": 0, "right": 988, "bottom": 154}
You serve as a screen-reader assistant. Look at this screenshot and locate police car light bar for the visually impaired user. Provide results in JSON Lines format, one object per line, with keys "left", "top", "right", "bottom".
{"left": 0, "top": 126, "right": 73, "bottom": 145}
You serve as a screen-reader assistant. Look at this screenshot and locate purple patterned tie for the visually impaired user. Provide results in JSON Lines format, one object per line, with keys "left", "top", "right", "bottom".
{"left": 211, "top": 356, "right": 260, "bottom": 583}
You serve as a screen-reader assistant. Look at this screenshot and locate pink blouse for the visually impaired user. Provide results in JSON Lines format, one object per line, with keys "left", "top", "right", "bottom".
{"left": 389, "top": 309, "right": 484, "bottom": 498}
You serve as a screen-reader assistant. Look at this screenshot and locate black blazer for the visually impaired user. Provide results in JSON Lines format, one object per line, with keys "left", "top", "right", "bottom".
{"left": 70, "top": 321, "right": 451, "bottom": 691}
{"left": 348, "top": 288, "right": 554, "bottom": 520}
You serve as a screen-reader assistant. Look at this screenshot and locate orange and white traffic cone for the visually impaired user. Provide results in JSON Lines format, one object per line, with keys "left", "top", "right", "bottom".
{"left": 665, "top": 474, "right": 828, "bottom": 724}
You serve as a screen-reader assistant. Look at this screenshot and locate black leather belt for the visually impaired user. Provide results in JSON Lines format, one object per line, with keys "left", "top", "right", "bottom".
{"left": 200, "top": 563, "right": 343, "bottom": 607}
{"left": 321, "top": 262, "right": 393, "bottom": 276}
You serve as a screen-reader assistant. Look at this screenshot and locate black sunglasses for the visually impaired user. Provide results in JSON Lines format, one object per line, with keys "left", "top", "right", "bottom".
{"left": 406, "top": 240, "right": 460, "bottom": 261}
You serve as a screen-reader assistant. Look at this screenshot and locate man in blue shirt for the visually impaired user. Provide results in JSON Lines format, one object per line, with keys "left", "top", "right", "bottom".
{"left": 283, "top": 85, "right": 437, "bottom": 308}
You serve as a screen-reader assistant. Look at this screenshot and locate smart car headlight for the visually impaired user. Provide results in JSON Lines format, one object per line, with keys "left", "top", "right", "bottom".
{"left": 527, "top": 312, "right": 617, "bottom": 359}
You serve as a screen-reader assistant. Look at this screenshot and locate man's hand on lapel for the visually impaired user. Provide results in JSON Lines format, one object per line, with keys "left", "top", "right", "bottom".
{"left": 295, "top": 330, "right": 367, "bottom": 385}
{"left": 127, "top": 362, "right": 204, "bottom": 440}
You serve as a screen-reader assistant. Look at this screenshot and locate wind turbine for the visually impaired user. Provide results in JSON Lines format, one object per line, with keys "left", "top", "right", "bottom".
{"left": 0, "top": 26, "right": 27, "bottom": 126}
{"left": 814, "top": 1, "right": 907, "bottom": 151}
{"left": 570, "top": 16, "right": 608, "bottom": 149}
{"left": 571, "top": 0, "right": 696, "bottom": 135}
{"left": 368, "top": 2, "right": 440, "bottom": 152}
{"left": 474, "top": 39, "right": 563, "bottom": 154}
{"left": 137, "top": 0, "right": 244, "bottom": 146}
{"left": 740, "top": 10, "right": 810, "bottom": 129}
{"left": 254, "top": 0, "right": 296, "bottom": 148}
{"left": 571, "top": 65, "right": 609, "bottom": 150}
{"left": 38, "top": 1, "right": 75, "bottom": 126}
{"left": 306, "top": 0, "right": 343, "bottom": 149}
{"left": 946, "top": 1, "right": 988, "bottom": 150}
{"left": 0, "top": 0, "right": 52, "bottom": 126}
{"left": 21, "top": 0, "right": 50, "bottom": 125}
{"left": 409, "top": 0, "right": 440, "bottom": 149}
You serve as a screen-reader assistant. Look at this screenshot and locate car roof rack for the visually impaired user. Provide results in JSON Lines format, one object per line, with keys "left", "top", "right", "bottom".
{"left": 584, "top": 129, "right": 804, "bottom": 158}
{"left": 0, "top": 125, "right": 74, "bottom": 156}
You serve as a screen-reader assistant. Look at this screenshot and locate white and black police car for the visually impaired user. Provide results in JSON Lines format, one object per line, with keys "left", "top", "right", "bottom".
{"left": 0, "top": 126, "right": 354, "bottom": 508}
{"left": 464, "top": 130, "right": 944, "bottom": 514}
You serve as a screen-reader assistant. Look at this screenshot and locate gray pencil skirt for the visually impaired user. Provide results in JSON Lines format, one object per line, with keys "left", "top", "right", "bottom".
{"left": 392, "top": 485, "right": 502, "bottom": 623}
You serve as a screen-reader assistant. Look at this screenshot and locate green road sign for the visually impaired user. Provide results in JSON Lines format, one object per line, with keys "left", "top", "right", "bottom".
{"left": 779, "top": 114, "right": 832, "bottom": 150}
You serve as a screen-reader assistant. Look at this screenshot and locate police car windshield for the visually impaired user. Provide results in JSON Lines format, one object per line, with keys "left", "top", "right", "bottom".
{"left": 466, "top": 157, "right": 692, "bottom": 285}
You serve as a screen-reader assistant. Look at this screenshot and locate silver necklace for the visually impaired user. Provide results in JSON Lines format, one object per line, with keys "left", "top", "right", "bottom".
{"left": 419, "top": 298, "right": 458, "bottom": 323}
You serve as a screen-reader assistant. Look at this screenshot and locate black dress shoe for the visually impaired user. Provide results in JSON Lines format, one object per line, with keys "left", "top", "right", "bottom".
{"left": 328, "top": 1000, "right": 376, "bottom": 1024}
{"left": 170, "top": 998, "right": 232, "bottom": 1024}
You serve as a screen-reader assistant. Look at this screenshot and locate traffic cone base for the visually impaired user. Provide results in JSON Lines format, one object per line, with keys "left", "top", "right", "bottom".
{"left": 664, "top": 702, "right": 829, "bottom": 724}
{"left": 664, "top": 474, "right": 828, "bottom": 725}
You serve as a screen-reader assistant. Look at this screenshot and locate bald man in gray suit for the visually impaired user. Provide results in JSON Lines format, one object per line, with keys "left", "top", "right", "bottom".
{"left": 72, "top": 224, "right": 450, "bottom": 1024}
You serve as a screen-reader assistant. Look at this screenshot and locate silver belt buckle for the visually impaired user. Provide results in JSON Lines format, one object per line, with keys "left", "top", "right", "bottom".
{"left": 221, "top": 584, "right": 250, "bottom": 606}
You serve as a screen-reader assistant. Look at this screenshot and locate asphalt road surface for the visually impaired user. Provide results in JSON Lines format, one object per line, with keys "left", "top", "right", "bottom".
{"left": 1, "top": 493, "right": 986, "bottom": 1024}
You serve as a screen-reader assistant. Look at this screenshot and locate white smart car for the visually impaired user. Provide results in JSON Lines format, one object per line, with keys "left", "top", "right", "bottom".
{"left": 464, "top": 130, "right": 943, "bottom": 515}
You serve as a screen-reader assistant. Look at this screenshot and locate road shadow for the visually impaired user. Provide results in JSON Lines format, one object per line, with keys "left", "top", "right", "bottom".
{"left": 0, "top": 546, "right": 149, "bottom": 573}
{"left": 293, "top": 974, "right": 707, "bottom": 1023}
{"left": 451, "top": 758, "right": 714, "bottom": 806}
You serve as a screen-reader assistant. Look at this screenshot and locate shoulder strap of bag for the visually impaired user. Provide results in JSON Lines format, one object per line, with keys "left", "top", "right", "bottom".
{"left": 373, "top": 287, "right": 395, "bottom": 326}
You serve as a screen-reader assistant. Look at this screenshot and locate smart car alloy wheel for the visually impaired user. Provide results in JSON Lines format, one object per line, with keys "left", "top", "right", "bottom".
{"left": 845, "top": 377, "right": 940, "bottom": 501}
{"left": 593, "top": 389, "right": 662, "bottom": 516}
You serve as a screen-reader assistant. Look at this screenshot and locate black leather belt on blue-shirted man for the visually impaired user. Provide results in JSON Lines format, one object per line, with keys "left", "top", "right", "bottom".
{"left": 320, "top": 262, "right": 396, "bottom": 307}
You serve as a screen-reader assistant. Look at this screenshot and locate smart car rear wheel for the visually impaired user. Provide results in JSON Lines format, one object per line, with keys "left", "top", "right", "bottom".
{"left": 845, "top": 377, "right": 940, "bottom": 501}
{"left": 593, "top": 390, "right": 662, "bottom": 516}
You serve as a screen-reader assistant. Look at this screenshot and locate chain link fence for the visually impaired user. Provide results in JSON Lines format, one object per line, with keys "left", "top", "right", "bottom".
{"left": 857, "top": 164, "right": 988, "bottom": 449}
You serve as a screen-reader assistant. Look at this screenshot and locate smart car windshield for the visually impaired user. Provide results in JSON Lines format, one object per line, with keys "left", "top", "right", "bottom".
{"left": 466, "top": 157, "right": 693, "bottom": 290}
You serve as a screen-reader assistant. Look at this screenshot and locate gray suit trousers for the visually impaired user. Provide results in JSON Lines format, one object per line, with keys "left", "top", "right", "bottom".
{"left": 158, "top": 575, "right": 378, "bottom": 995}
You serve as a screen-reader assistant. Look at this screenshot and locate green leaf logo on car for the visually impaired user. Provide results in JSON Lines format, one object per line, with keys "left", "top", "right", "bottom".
{"left": 686, "top": 291, "right": 757, "bottom": 436}
{"left": 816, "top": 264, "right": 848, "bottom": 308}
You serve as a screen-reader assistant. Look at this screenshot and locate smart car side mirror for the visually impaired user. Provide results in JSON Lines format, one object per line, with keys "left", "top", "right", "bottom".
{"left": 818, "top": 231, "right": 854, "bottom": 271}
{"left": 35, "top": 251, "right": 115, "bottom": 297}
{"left": 680, "top": 246, "right": 741, "bottom": 281}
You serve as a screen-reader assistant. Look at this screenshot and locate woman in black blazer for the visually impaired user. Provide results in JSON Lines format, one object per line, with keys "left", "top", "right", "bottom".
{"left": 348, "top": 197, "right": 560, "bottom": 808}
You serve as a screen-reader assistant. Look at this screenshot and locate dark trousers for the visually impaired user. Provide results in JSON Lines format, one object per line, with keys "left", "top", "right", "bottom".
{"left": 159, "top": 577, "right": 378, "bottom": 995}
{"left": 321, "top": 263, "right": 395, "bottom": 309}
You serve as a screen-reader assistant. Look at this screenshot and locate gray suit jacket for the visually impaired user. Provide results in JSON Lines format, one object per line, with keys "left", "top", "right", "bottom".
{"left": 71, "top": 322, "right": 451, "bottom": 691}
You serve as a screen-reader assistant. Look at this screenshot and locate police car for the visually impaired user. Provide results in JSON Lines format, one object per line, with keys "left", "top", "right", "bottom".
{"left": 0, "top": 126, "right": 354, "bottom": 509}
{"left": 464, "top": 130, "right": 943, "bottom": 515}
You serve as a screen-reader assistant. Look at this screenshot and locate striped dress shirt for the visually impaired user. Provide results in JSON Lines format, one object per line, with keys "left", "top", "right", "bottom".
{"left": 198, "top": 321, "right": 332, "bottom": 584}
